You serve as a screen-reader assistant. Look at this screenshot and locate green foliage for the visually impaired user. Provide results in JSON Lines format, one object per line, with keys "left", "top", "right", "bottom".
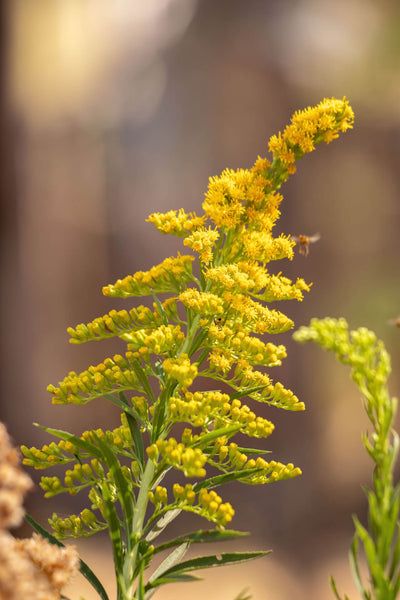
{"left": 294, "top": 317, "right": 400, "bottom": 600}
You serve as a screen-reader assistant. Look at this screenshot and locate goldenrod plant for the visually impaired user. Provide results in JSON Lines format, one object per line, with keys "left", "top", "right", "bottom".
{"left": 294, "top": 318, "right": 400, "bottom": 600}
{"left": 21, "top": 98, "right": 354, "bottom": 600}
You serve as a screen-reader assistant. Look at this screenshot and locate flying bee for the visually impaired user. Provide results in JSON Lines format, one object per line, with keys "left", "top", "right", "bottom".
{"left": 388, "top": 317, "right": 400, "bottom": 328}
{"left": 290, "top": 233, "right": 321, "bottom": 257}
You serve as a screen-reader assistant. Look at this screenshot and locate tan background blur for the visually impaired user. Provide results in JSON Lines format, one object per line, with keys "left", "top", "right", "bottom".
{"left": 1, "top": 1, "right": 400, "bottom": 598}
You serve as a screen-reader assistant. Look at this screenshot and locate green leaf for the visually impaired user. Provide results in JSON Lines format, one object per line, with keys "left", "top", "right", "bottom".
{"left": 131, "top": 359, "right": 156, "bottom": 403}
{"left": 233, "top": 588, "right": 252, "bottom": 600}
{"left": 92, "top": 434, "right": 134, "bottom": 544}
{"left": 118, "top": 392, "right": 145, "bottom": 468}
{"left": 152, "top": 293, "right": 168, "bottom": 327}
{"left": 330, "top": 576, "right": 343, "bottom": 600}
{"left": 389, "top": 523, "right": 400, "bottom": 581}
{"left": 25, "top": 514, "right": 110, "bottom": 600}
{"left": 353, "top": 516, "right": 384, "bottom": 591}
{"left": 102, "top": 393, "right": 145, "bottom": 426}
{"left": 190, "top": 425, "right": 241, "bottom": 448}
{"left": 229, "top": 386, "right": 266, "bottom": 400}
{"left": 146, "top": 551, "right": 270, "bottom": 591}
{"left": 193, "top": 467, "right": 266, "bottom": 491}
{"left": 148, "top": 542, "right": 190, "bottom": 584}
{"left": 146, "top": 508, "right": 182, "bottom": 542}
{"left": 144, "top": 573, "right": 200, "bottom": 598}
{"left": 100, "top": 481, "right": 124, "bottom": 575}
{"left": 349, "top": 534, "right": 368, "bottom": 600}
{"left": 153, "top": 529, "right": 249, "bottom": 555}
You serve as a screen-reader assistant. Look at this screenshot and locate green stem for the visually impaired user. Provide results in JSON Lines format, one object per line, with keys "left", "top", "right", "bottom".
{"left": 123, "top": 458, "right": 156, "bottom": 599}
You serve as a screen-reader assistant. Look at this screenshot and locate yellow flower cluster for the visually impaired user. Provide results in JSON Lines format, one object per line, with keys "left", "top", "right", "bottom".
{"left": 148, "top": 483, "right": 234, "bottom": 527}
{"left": 67, "top": 304, "right": 169, "bottom": 344}
{"left": 206, "top": 262, "right": 308, "bottom": 300}
{"left": 148, "top": 485, "right": 169, "bottom": 507}
{"left": 126, "top": 324, "right": 185, "bottom": 357}
{"left": 147, "top": 208, "right": 205, "bottom": 236}
{"left": 243, "top": 188, "right": 282, "bottom": 231}
{"left": 203, "top": 168, "right": 252, "bottom": 229}
{"left": 255, "top": 273, "right": 311, "bottom": 302}
{"left": 103, "top": 254, "right": 194, "bottom": 298}
{"left": 178, "top": 289, "right": 224, "bottom": 318}
{"left": 205, "top": 262, "right": 269, "bottom": 294}
{"left": 232, "top": 362, "right": 304, "bottom": 411}
{"left": 183, "top": 227, "right": 220, "bottom": 264}
{"left": 163, "top": 354, "right": 198, "bottom": 388}
{"left": 146, "top": 437, "right": 207, "bottom": 477}
{"left": 22, "top": 418, "right": 140, "bottom": 474}
{"left": 268, "top": 97, "right": 354, "bottom": 165}
{"left": 197, "top": 488, "right": 235, "bottom": 526}
{"left": 21, "top": 441, "right": 74, "bottom": 469}
{"left": 169, "top": 391, "right": 274, "bottom": 438}
{"left": 211, "top": 441, "right": 301, "bottom": 485}
{"left": 207, "top": 326, "right": 287, "bottom": 368}
{"left": 240, "top": 231, "right": 294, "bottom": 263}
{"left": 218, "top": 292, "right": 293, "bottom": 335}
{"left": 47, "top": 353, "right": 141, "bottom": 404}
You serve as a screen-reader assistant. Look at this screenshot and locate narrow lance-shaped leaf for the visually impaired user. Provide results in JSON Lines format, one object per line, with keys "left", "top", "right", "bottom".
{"left": 153, "top": 529, "right": 249, "bottom": 555}
{"left": 148, "top": 542, "right": 190, "bottom": 584}
{"left": 118, "top": 391, "right": 145, "bottom": 468}
{"left": 92, "top": 433, "right": 135, "bottom": 544}
{"left": 146, "top": 551, "right": 270, "bottom": 591}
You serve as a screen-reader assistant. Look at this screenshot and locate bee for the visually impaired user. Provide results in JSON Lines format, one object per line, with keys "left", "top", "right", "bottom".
{"left": 290, "top": 233, "right": 321, "bottom": 257}
{"left": 388, "top": 317, "right": 400, "bottom": 328}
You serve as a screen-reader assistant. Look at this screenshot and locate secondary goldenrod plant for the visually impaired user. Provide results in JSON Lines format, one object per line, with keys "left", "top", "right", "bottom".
{"left": 0, "top": 422, "right": 79, "bottom": 599}
{"left": 294, "top": 318, "right": 400, "bottom": 600}
{"left": 22, "top": 98, "right": 354, "bottom": 600}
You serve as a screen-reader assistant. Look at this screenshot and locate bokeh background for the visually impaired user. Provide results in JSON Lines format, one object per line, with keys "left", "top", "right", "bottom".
{"left": 1, "top": 1, "right": 400, "bottom": 598}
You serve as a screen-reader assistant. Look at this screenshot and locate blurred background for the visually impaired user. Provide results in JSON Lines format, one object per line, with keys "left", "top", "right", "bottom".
{"left": 1, "top": 0, "right": 400, "bottom": 598}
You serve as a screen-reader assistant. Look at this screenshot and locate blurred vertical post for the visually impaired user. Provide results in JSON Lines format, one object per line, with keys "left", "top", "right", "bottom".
{"left": 0, "top": 0, "right": 20, "bottom": 434}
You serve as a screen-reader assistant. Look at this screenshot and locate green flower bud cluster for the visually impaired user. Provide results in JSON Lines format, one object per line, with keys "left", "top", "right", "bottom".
{"left": 293, "top": 317, "right": 391, "bottom": 388}
{"left": 41, "top": 462, "right": 97, "bottom": 497}
{"left": 49, "top": 508, "right": 107, "bottom": 539}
